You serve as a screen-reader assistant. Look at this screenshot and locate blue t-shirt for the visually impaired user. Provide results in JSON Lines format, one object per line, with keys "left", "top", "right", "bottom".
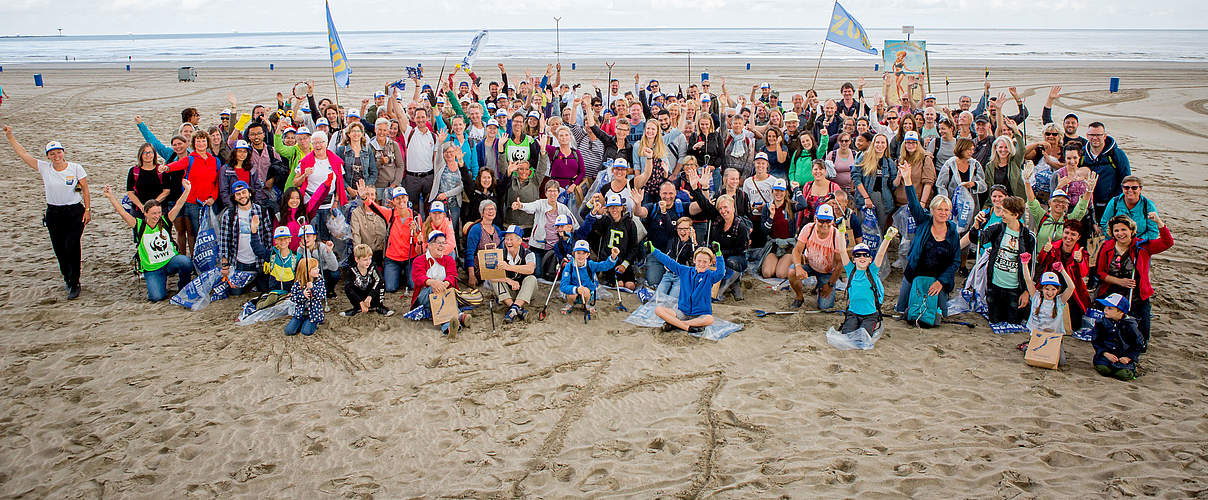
{"left": 845, "top": 262, "right": 884, "bottom": 316}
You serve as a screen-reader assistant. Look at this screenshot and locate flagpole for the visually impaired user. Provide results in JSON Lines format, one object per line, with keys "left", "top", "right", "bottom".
{"left": 326, "top": 1, "right": 341, "bottom": 110}
{"left": 810, "top": 40, "right": 827, "bottom": 91}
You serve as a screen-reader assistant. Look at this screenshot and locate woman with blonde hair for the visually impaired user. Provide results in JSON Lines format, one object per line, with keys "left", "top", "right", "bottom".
{"left": 633, "top": 123, "right": 672, "bottom": 205}
{"left": 851, "top": 133, "right": 898, "bottom": 231}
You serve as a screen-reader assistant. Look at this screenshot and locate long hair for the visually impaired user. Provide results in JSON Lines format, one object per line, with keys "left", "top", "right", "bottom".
{"left": 900, "top": 137, "right": 926, "bottom": 171}
{"left": 280, "top": 187, "right": 305, "bottom": 221}
{"left": 342, "top": 121, "right": 367, "bottom": 148}
{"left": 295, "top": 257, "right": 320, "bottom": 286}
{"left": 136, "top": 142, "right": 161, "bottom": 168}
{"left": 226, "top": 146, "right": 251, "bottom": 172}
{"left": 858, "top": 134, "right": 889, "bottom": 177}
{"left": 639, "top": 124, "right": 668, "bottom": 161}
{"left": 989, "top": 135, "right": 1015, "bottom": 166}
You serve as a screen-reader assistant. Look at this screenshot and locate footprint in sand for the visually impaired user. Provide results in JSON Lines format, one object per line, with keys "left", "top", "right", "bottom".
{"left": 230, "top": 463, "right": 276, "bottom": 483}
{"left": 318, "top": 474, "right": 382, "bottom": 498}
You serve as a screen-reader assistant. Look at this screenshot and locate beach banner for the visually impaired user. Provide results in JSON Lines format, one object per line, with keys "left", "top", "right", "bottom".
{"left": 326, "top": 1, "right": 350, "bottom": 88}
{"left": 826, "top": 3, "right": 877, "bottom": 55}
{"left": 883, "top": 40, "right": 927, "bottom": 75}
{"left": 461, "top": 30, "right": 489, "bottom": 70}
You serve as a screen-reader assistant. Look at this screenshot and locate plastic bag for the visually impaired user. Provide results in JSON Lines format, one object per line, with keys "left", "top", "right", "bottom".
{"left": 236, "top": 295, "right": 294, "bottom": 325}
{"left": 827, "top": 325, "right": 884, "bottom": 350}
{"left": 1072, "top": 308, "right": 1102, "bottom": 341}
{"left": 170, "top": 267, "right": 223, "bottom": 311}
{"left": 192, "top": 205, "right": 219, "bottom": 273}
{"left": 622, "top": 294, "right": 743, "bottom": 341}
{"left": 860, "top": 207, "right": 881, "bottom": 250}
{"left": 327, "top": 206, "right": 351, "bottom": 240}
{"left": 952, "top": 186, "right": 976, "bottom": 234}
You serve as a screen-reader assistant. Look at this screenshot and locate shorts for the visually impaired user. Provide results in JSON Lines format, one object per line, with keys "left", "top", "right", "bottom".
{"left": 677, "top": 311, "right": 702, "bottom": 321}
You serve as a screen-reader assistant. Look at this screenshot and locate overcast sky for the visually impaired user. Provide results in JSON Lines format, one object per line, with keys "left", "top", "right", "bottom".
{"left": 1, "top": 0, "right": 1204, "bottom": 35}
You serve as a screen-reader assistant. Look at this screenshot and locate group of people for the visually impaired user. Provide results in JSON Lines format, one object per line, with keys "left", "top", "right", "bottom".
{"left": 4, "top": 63, "right": 1170, "bottom": 379}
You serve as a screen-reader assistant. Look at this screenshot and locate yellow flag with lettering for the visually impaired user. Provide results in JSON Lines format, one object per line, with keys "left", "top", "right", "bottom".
{"left": 326, "top": 1, "right": 350, "bottom": 87}
{"left": 826, "top": 2, "right": 878, "bottom": 55}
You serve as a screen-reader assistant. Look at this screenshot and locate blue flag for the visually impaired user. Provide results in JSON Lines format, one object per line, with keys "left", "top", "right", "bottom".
{"left": 326, "top": 1, "right": 350, "bottom": 87}
{"left": 826, "top": 2, "right": 877, "bottom": 55}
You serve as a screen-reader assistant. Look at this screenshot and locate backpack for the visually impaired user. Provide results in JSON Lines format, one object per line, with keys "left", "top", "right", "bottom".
{"left": 906, "top": 275, "right": 941, "bottom": 327}
{"left": 132, "top": 165, "right": 164, "bottom": 184}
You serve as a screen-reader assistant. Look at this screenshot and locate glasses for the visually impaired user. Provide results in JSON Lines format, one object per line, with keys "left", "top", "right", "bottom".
{"left": 853, "top": 253, "right": 872, "bottom": 259}
{"left": 839, "top": 139, "right": 851, "bottom": 144}
{"left": 886, "top": 116, "right": 898, "bottom": 121}
{"left": 1044, "top": 132, "right": 1059, "bottom": 137}
{"left": 1087, "top": 133, "right": 1106, "bottom": 138}
{"left": 1122, "top": 185, "right": 1141, "bottom": 191}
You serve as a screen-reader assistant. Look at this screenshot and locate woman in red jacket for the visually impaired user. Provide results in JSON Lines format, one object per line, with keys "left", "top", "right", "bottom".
{"left": 410, "top": 230, "right": 468, "bottom": 336}
{"left": 1035, "top": 219, "right": 1091, "bottom": 330}
{"left": 1096, "top": 213, "right": 1172, "bottom": 344}
{"left": 165, "top": 131, "right": 221, "bottom": 255}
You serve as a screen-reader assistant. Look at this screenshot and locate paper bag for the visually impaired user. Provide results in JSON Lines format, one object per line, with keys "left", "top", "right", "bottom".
{"left": 430, "top": 288, "right": 459, "bottom": 326}
{"left": 1024, "top": 330, "right": 1063, "bottom": 370}
{"left": 477, "top": 248, "right": 506, "bottom": 280}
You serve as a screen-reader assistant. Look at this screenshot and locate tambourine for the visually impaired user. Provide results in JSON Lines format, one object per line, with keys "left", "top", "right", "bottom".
{"left": 292, "top": 82, "right": 309, "bottom": 100}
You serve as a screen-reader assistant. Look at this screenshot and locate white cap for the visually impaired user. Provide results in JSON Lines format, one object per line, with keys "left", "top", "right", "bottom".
{"left": 527, "top": 110, "right": 540, "bottom": 118}
{"left": 555, "top": 214, "right": 572, "bottom": 226}
{"left": 44, "top": 141, "right": 64, "bottom": 154}
{"left": 391, "top": 186, "right": 408, "bottom": 199}
{"left": 429, "top": 200, "right": 446, "bottom": 213}
{"left": 427, "top": 230, "right": 446, "bottom": 242}
{"left": 347, "top": 109, "right": 360, "bottom": 118}
{"left": 772, "top": 178, "right": 787, "bottom": 191}
{"left": 373, "top": 91, "right": 386, "bottom": 98}
{"left": 924, "top": 93, "right": 937, "bottom": 100}
{"left": 904, "top": 130, "right": 920, "bottom": 142}
{"left": 234, "top": 139, "right": 250, "bottom": 150}
{"left": 610, "top": 158, "right": 630, "bottom": 170}
{"left": 486, "top": 118, "right": 500, "bottom": 127}
{"left": 754, "top": 152, "right": 769, "bottom": 162}
{"left": 852, "top": 243, "right": 872, "bottom": 255}
{"left": 300, "top": 224, "right": 316, "bottom": 236}
{"left": 315, "top": 118, "right": 329, "bottom": 127}
{"left": 572, "top": 240, "right": 591, "bottom": 253}
{"left": 760, "top": 82, "right": 770, "bottom": 89}
{"left": 605, "top": 193, "right": 624, "bottom": 207}
{"left": 220, "top": 108, "right": 232, "bottom": 116}
{"left": 1050, "top": 189, "right": 1069, "bottom": 200}
{"left": 296, "top": 127, "right": 311, "bottom": 136}
{"left": 273, "top": 226, "right": 292, "bottom": 239}
{"left": 815, "top": 204, "right": 835, "bottom": 221}
{"left": 1039, "top": 272, "right": 1061, "bottom": 287}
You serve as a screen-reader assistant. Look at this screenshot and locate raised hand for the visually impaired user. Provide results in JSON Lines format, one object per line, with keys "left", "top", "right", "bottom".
{"left": 134, "top": 115, "right": 143, "bottom": 125}
{"left": 1072, "top": 250, "right": 1083, "bottom": 263}
{"left": 102, "top": 184, "right": 113, "bottom": 197}
{"left": 1047, "top": 85, "right": 1061, "bottom": 102}
{"left": 249, "top": 213, "right": 260, "bottom": 233}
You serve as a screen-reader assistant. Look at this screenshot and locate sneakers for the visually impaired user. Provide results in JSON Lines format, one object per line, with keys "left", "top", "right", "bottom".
{"left": 687, "top": 326, "right": 704, "bottom": 334}
{"left": 504, "top": 305, "right": 520, "bottom": 323}
{"left": 376, "top": 306, "right": 395, "bottom": 317}
{"left": 66, "top": 285, "right": 80, "bottom": 300}
{"left": 732, "top": 282, "right": 744, "bottom": 301}
{"left": 790, "top": 299, "right": 804, "bottom": 308}
{"left": 662, "top": 323, "right": 679, "bottom": 333}
{"left": 459, "top": 312, "right": 471, "bottom": 327}
{"left": 340, "top": 308, "right": 360, "bottom": 317}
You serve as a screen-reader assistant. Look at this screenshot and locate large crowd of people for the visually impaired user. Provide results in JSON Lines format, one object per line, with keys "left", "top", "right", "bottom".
{"left": 3, "top": 63, "right": 1171, "bottom": 380}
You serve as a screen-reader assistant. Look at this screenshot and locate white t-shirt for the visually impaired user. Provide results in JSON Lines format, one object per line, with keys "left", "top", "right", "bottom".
{"left": 742, "top": 176, "right": 776, "bottom": 209}
{"left": 406, "top": 129, "right": 435, "bottom": 174}
{"left": 236, "top": 207, "right": 256, "bottom": 265}
{"left": 306, "top": 156, "right": 334, "bottom": 210}
{"left": 426, "top": 252, "right": 447, "bottom": 282}
{"left": 469, "top": 124, "right": 486, "bottom": 143}
{"left": 38, "top": 160, "right": 86, "bottom": 206}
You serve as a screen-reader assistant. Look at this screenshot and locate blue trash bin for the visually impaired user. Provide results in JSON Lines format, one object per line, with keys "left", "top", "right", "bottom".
{"left": 1109, "top": 77, "right": 1120, "bottom": 93}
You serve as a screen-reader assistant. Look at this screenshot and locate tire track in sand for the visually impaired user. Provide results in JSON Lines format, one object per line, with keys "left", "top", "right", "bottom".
{"left": 1057, "top": 89, "right": 1208, "bottom": 141}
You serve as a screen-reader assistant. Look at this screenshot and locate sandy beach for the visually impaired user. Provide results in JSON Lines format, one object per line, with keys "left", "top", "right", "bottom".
{"left": 1, "top": 58, "right": 1207, "bottom": 498}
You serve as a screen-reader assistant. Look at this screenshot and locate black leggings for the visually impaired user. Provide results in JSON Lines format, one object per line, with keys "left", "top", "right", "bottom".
{"left": 345, "top": 281, "right": 384, "bottom": 309}
{"left": 986, "top": 282, "right": 1028, "bottom": 324}
{"left": 45, "top": 203, "right": 84, "bottom": 288}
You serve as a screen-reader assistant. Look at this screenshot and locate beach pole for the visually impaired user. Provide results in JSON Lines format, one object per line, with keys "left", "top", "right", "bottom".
{"left": 923, "top": 49, "right": 932, "bottom": 93}
{"left": 810, "top": 39, "right": 828, "bottom": 91}
{"left": 554, "top": 17, "right": 562, "bottom": 66}
{"left": 945, "top": 75, "right": 951, "bottom": 109}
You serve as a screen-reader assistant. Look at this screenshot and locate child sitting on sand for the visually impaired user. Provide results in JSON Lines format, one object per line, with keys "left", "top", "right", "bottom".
{"left": 558, "top": 240, "right": 618, "bottom": 315}
{"left": 341, "top": 243, "right": 392, "bottom": 317}
{"left": 286, "top": 257, "right": 325, "bottom": 336}
{"left": 837, "top": 227, "right": 896, "bottom": 336}
{"left": 645, "top": 241, "right": 726, "bottom": 333}
{"left": 1091, "top": 293, "right": 1145, "bottom": 381}
{"left": 1022, "top": 264, "right": 1076, "bottom": 336}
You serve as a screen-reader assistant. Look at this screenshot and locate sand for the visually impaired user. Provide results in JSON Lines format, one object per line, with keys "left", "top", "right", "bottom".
{"left": 1, "top": 58, "right": 1207, "bottom": 498}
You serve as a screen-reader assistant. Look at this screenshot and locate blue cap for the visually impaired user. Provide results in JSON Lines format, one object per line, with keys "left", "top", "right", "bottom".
{"left": 427, "top": 230, "right": 446, "bottom": 242}
{"left": 852, "top": 243, "right": 872, "bottom": 256}
{"left": 572, "top": 240, "right": 591, "bottom": 253}
{"left": 1097, "top": 293, "right": 1130, "bottom": 312}
{"left": 505, "top": 224, "right": 524, "bottom": 237}
{"left": 300, "top": 224, "right": 316, "bottom": 236}
{"left": 273, "top": 226, "right": 292, "bottom": 239}
{"left": 555, "top": 214, "right": 572, "bottom": 226}
{"left": 231, "top": 180, "right": 250, "bottom": 193}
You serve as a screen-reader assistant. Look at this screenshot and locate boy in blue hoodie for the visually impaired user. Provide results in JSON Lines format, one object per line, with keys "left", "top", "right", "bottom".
{"left": 1091, "top": 293, "right": 1145, "bottom": 381}
{"left": 559, "top": 240, "right": 618, "bottom": 315}
{"left": 646, "top": 241, "right": 726, "bottom": 333}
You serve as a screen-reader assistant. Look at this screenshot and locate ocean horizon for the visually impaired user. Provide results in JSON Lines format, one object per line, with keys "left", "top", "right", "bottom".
{"left": 3, "top": 27, "right": 1207, "bottom": 64}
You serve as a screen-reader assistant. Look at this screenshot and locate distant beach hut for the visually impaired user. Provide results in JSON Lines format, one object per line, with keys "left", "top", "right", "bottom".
{"left": 178, "top": 67, "right": 197, "bottom": 82}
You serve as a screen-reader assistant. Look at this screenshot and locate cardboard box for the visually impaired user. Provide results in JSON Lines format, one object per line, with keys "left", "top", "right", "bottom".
{"left": 1025, "top": 330, "right": 1063, "bottom": 370}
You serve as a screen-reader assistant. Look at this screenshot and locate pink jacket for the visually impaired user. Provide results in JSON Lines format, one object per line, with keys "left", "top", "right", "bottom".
{"left": 297, "top": 149, "right": 349, "bottom": 207}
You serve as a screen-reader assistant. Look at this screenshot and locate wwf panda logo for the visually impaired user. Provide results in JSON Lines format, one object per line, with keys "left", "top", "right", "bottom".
{"left": 508, "top": 147, "right": 528, "bottom": 163}
{"left": 150, "top": 233, "right": 170, "bottom": 253}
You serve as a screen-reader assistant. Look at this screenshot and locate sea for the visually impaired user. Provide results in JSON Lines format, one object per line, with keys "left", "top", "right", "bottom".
{"left": 2, "top": 28, "right": 1206, "bottom": 65}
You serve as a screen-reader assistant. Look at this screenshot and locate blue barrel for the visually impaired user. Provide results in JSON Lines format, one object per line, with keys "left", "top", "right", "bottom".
{"left": 874, "top": 63, "right": 879, "bottom": 72}
{"left": 125, "top": 64, "right": 130, "bottom": 71}
{"left": 1109, "top": 77, "right": 1120, "bottom": 93}
{"left": 0, "top": 66, "right": 4, "bottom": 72}
{"left": 269, "top": 63, "right": 275, "bottom": 71}
{"left": 571, "top": 62, "right": 576, "bottom": 70}
{"left": 746, "top": 63, "right": 751, "bottom": 70}
{"left": 33, "top": 73, "right": 43, "bottom": 87}
{"left": 701, "top": 71, "right": 709, "bottom": 82}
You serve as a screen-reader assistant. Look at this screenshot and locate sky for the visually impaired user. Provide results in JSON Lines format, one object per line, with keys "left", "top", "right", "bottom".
{"left": 1, "top": 0, "right": 1204, "bottom": 35}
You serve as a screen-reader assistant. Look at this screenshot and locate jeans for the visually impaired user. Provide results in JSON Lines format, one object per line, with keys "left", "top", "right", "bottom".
{"left": 312, "top": 207, "right": 332, "bottom": 242}
{"left": 1131, "top": 297, "right": 1152, "bottom": 346}
{"left": 444, "top": 202, "right": 461, "bottom": 239}
{"left": 986, "top": 282, "right": 1027, "bottom": 324}
{"left": 285, "top": 317, "right": 318, "bottom": 336}
{"left": 45, "top": 203, "right": 85, "bottom": 288}
{"left": 383, "top": 257, "right": 412, "bottom": 292}
{"left": 656, "top": 272, "right": 681, "bottom": 297}
{"left": 894, "top": 276, "right": 950, "bottom": 316}
{"left": 531, "top": 247, "right": 550, "bottom": 280}
{"left": 808, "top": 268, "right": 836, "bottom": 309}
{"left": 145, "top": 254, "right": 194, "bottom": 302}
{"left": 723, "top": 255, "right": 747, "bottom": 280}
{"left": 645, "top": 252, "right": 666, "bottom": 288}
{"left": 415, "top": 286, "right": 454, "bottom": 331}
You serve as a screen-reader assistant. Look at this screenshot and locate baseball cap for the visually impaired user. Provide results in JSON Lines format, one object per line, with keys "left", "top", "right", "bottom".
{"left": 605, "top": 193, "right": 624, "bottom": 207}
{"left": 282, "top": 127, "right": 297, "bottom": 135}
{"left": 924, "top": 93, "right": 937, "bottom": 100}
{"left": 527, "top": 110, "right": 540, "bottom": 118}
{"left": 1039, "top": 272, "right": 1061, "bottom": 287}
{"left": 760, "top": 82, "right": 770, "bottom": 89}
{"left": 555, "top": 214, "right": 572, "bottom": 226}
{"left": 300, "top": 106, "right": 311, "bottom": 113}
{"left": 391, "top": 186, "right": 408, "bottom": 199}
{"left": 234, "top": 139, "right": 250, "bottom": 150}
{"left": 505, "top": 224, "right": 524, "bottom": 237}
{"left": 429, "top": 200, "right": 446, "bottom": 213}
{"left": 974, "top": 115, "right": 991, "bottom": 124}
{"left": 1050, "top": 189, "right": 1069, "bottom": 200}
{"left": 572, "top": 240, "right": 591, "bottom": 253}
{"left": 702, "top": 94, "right": 711, "bottom": 103}
{"left": 44, "top": 141, "right": 64, "bottom": 154}
{"left": 852, "top": 243, "right": 872, "bottom": 257}
{"left": 816, "top": 204, "right": 835, "bottom": 221}
{"left": 436, "top": 96, "right": 446, "bottom": 104}
{"left": 1097, "top": 293, "right": 1130, "bottom": 312}
{"left": 904, "top": 131, "right": 920, "bottom": 142}
{"left": 300, "top": 224, "right": 316, "bottom": 236}
{"left": 486, "top": 118, "right": 500, "bottom": 128}
{"left": 427, "top": 230, "right": 446, "bottom": 242}
{"left": 611, "top": 158, "right": 630, "bottom": 170}
{"left": 220, "top": 108, "right": 232, "bottom": 116}
{"left": 373, "top": 91, "right": 386, "bottom": 98}
{"left": 1064, "top": 112, "right": 1079, "bottom": 121}
{"left": 315, "top": 118, "right": 329, "bottom": 127}
{"left": 783, "top": 111, "right": 799, "bottom": 123}
{"left": 273, "top": 226, "right": 292, "bottom": 239}
{"left": 754, "top": 151, "right": 769, "bottom": 162}
{"left": 652, "top": 92, "right": 664, "bottom": 100}
{"left": 231, "top": 180, "right": 250, "bottom": 193}
{"left": 347, "top": 109, "right": 360, "bottom": 119}
{"left": 772, "top": 178, "right": 787, "bottom": 191}
{"left": 495, "top": 109, "right": 508, "bottom": 118}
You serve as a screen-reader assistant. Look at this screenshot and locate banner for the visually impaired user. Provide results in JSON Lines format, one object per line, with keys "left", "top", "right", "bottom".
{"left": 883, "top": 40, "right": 927, "bottom": 104}
{"left": 826, "top": 3, "right": 877, "bottom": 55}
{"left": 326, "top": 1, "right": 350, "bottom": 88}
{"left": 461, "top": 30, "right": 489, "bottom": 70}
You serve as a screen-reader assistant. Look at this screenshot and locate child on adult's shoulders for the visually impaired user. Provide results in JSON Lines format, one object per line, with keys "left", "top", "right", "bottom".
{"left": 1091, "top": 293, "right": 1144, "bottom": 381}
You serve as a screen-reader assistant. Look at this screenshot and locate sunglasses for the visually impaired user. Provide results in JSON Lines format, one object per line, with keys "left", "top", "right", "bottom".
{"left": 1044, "top": 132, "right": 1059, "bottom": 137}
{"left": 1122, "top": 185, "right": 1141, "bottom": 191}
{"left": 853, "top": 252, "right": 872, "bottom": 259}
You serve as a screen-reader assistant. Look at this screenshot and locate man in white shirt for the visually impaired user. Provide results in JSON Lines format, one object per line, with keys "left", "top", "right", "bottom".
{"left": 404, "top": 108, "right": 437, "bottom": 213}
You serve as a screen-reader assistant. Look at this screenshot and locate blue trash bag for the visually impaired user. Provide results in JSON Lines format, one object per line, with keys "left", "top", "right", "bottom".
{"left": 827, "top": 324, "right": 884, "bottom": 350}
{"left": 192, "top": 205, "right": 219, "bottom": 273}
{"left": 860, "top": 207, "right": 882, "bottom": 250}
{"left": 170, "top": 267, "right": 223, "bottom": 311}
{"left": 236, "top": 295, "right": 294, "bottom": 326}
{"left": 208, "top": 270, "right": 257, "bottom": 302}
{"left": 1073, "top": 308, "right": 1103, "bottom": 341}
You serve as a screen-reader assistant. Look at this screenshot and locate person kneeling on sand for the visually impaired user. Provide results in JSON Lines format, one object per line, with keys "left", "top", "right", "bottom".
{"left": 1091, "top": 293, "right": 1144, "bottom": 381}
{"left": 494, "top": 225, "right": 539, "bottom": 323}
{"left": 645, "top": 241, "right": 726, "bottom": 334}
{"left": 837, "top": 229, "right": 895, "bottom": 336}
{"left": 341, "top": 243, "right": 393, "bottom": 317}
{"left": 411, "top": 230, "right": 469, "bottom": 336}
{"left": 558, "top": 240, "right": 619, "bottom": 316}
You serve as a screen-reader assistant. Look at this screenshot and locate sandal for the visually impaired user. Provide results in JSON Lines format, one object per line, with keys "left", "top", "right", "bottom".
{"left": 560, "top": 304, "right": 574, "bottom": 315}
{"left": 586, "top": 305, "right": 598, "bottom": 315}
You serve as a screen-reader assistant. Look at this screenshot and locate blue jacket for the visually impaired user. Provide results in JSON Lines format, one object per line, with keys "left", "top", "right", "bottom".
{"left": 1099, "top": 194, "right": 1158, "bottom": 242}
{"left": 652, "top": 248, "right": 725, "bottom": 317}
{"left": 1092, "top": 315, "right": 1144, "bottom": 370}
{"left": 559, "top": 255, "right": 616, "bottom": 295}
{"left": 903, "top": 185, "right": 961, "bottom": 293}
{"left": 551, "top": 216, "right": 596, "bottom": 263}
{"left": 465, "top": 223, "right": 503, "bottom": 268}
{"left": 1082, "top": 136, "right": 1130, "bottom": 208}
{"left": 850, "top": 155, "right": 898, "bottom": 211}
